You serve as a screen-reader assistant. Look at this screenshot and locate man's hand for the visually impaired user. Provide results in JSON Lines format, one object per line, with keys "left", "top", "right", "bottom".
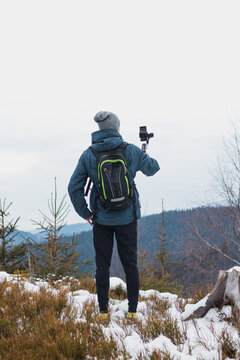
{"left": 87, "top": 215, "right": 94, "bottom": 226}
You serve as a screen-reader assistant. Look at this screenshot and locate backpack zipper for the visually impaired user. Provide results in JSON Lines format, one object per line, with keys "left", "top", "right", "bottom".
{"left": 104, "top": 168, "right": 115, "bottom": 199}
{"left": 118, "top": 166, "right": 123, "bottom": 197}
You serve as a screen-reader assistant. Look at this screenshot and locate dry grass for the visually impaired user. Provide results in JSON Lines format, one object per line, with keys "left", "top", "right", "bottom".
{"left": 109, "top": 284, "right": 127, "bottom": 300}
{"left": 0, "top": 279, "right": 129, "bottom": 360}
{"left": 134, "top": 315, "right": 185, "bottom": 346}
{"left": 54, "top": 276, "right": 97, "bottom": 294}
{"left": 192, "top": 318, "right": 240, "bottom": 359}
{"left": 174, "top": 297, "right": 189, "bottom": 313}
{"left": 143, "top": 294, "right": 171, "bottom": 315}
{"left": 149, "top": 349, "right": 175, "bottom": 360}
{"left": 13, "top": 269, "right": 31, "bottom": 279}
{"left": 217, "top": 328, "right": 240, "bottom": 360}
{"left": 137, "top": 349, "right": 175, "bottom": 360}
{"left": 1, "top": 275, "right": 239, "bottom": 359}
{"left": 79, "top": 298, "right": 99, "bottom": 323}
{"left": 134, "top": 294, "right": 185, "bottom": 346}
{"left": 187, "top": 281, "right": 214, "bottom": 304}
{"left": 76, "top": 277, "right": 97, "bottom": 293}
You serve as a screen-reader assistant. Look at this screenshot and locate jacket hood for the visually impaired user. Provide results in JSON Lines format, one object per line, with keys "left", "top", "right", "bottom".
{"left": 91, "top": 129, "right": 123, "bottom": 152}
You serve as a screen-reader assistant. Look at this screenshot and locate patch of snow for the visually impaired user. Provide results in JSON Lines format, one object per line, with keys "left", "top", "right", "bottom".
{"left": 21, "top": 282, "right": 41, "bottom": 293}
{"left": 72, "top": 289, "right": 90, "bottom": 297}
{"left": 146, "top": 334, "right": 193, "bottom": 360}
{"left": 125, "top": 333, "right": 145, "bottom": 358}
{"left": 139, "top": 288, "right": 178, "bottom": 301}
{"left": 139, "top": 289, "right": 159, "bottom": 298}
{"left": 0, "top": 271, "right": 13, "bottom": 282}
{"left": 109, "top": 277, "right": 127, "bottom": 290}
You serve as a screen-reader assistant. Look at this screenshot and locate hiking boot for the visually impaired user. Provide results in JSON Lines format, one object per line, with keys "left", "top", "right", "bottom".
{"left": 126, "top": 312, "right": 138, "bottom": 322}
{"left": 96, "top": 312, "right": 110, "bottom": 324}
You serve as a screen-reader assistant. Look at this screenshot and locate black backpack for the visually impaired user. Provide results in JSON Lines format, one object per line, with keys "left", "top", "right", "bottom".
{"left": 89, "top": 142, "right": 134, "bottom": 211}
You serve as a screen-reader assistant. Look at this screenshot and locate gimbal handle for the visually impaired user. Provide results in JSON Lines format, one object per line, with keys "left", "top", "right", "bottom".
{"left": 142, "top": 143, "right": 148, "bottom": 153}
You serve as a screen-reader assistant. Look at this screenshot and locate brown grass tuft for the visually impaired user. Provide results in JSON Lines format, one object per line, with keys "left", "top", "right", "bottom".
{"left": 134, "top": 315, "right": 185, "bottom": 346}
{"left": 77, "top": 277, "right": 97, "bottom": 293}
{"left": 134, "top": 295, "right": 185, "bottom": 346}
{"left": 0, "top": 279, "right": 129, "bottom": 360}
{"left": 218, "top": 329, "right": 239, "bottom": 360}
{"left": 187, "top": 282, "right": 214, "bottom": 304}
{"left": 136, "top": 349, "right": 175, "bottom": 360}
{"left": 109, "top": 284, "right": 127, "bottom": 300}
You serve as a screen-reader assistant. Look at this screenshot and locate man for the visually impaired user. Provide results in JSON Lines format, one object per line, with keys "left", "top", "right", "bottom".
{"left": 68, "top": 111, "right": 160, "bottom": 322}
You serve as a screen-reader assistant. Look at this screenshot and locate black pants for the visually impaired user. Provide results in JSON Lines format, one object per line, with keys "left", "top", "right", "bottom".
{"left": 93, "top": 221, "right": 139, "bottom": 313}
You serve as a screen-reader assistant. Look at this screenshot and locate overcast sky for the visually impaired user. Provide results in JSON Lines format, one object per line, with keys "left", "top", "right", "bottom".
{"left": 1, "top": 0, "right": 240, "bottom": 230}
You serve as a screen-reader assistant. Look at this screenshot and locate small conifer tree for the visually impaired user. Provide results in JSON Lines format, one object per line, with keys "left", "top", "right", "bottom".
{"left": 137, "top": 248, "right": 153, "bottom": 286}
{"left": 26, "top": 178, "right": 90, "bottom": 283}
{"left": 138, "top": 199, "right": 182, "bottom": 294}
{"left": 0, "top": 199, "right": 26, "bottom": 272}
{"left": 152, "top": 200, "right": 182, "bottom": 294}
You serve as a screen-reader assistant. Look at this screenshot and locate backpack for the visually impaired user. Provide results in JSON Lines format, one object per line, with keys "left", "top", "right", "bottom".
{"left": 89, "top": 142, "right": 134, "bottom": 211}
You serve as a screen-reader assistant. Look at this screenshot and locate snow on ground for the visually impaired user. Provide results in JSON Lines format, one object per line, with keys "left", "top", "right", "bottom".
{"left": 0, "top": 271, "right": 14, "bottom": 282}
{"left": 1, "top": 271, "right": 240, "bottom": 360}
{"left": 110, "top": 276, "right": 127, "bottom": 291}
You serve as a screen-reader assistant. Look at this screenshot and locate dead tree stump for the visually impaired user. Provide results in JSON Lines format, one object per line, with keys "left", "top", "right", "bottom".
{"left": 187, "top": 267, "right": 240, "bottom": 323}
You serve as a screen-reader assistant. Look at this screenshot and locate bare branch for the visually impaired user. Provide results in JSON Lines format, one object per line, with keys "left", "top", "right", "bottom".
{"left": 194, "top": 224, "right": 240, "bottom": 266}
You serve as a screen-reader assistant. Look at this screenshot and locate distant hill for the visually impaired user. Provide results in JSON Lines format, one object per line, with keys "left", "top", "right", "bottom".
{"left": 16, "top": 223, "right": 91, "bottom": 245}
{"left": 60, "top": 222, "right": 91, "bottom": 235}
{"left": 12, "top": 231, "right": 40, "bottom": 245}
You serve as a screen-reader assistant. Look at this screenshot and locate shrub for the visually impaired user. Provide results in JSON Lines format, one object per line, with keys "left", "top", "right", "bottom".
{"left": 109, "top": 284, "right": 127, "bottom": 300}
{"left": 0, "top": 280, "right": 129, "bottom": 360}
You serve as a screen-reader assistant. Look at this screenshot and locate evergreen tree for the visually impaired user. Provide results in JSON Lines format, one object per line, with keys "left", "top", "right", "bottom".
{"left": 26, "top": 178, "right": 91, "bottom": 283}
{"left": 152, "top": 200, "right": 182, "bottom": 294}
{"left": 137, "top": 248, "right": 153, "bottom": 287}
{"left": 0, "top": 199, "right": 26, "bottom": 272}
{"left": 138, "top": 199, "right": 182, "bottom": 294}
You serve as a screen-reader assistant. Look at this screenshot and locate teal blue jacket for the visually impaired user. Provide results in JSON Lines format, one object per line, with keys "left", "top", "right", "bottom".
{"left": 68, "top": 129, "right": 160, "bottom": 226}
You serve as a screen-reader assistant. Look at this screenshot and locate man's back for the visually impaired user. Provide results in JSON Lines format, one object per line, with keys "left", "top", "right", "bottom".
{"left": 68, "top": 128, "right": 160, "bottom": 226}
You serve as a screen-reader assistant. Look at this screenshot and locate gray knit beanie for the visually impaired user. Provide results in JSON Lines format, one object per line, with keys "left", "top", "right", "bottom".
{"left": 94, "top": 111, "right": 120, "bottom": 131}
